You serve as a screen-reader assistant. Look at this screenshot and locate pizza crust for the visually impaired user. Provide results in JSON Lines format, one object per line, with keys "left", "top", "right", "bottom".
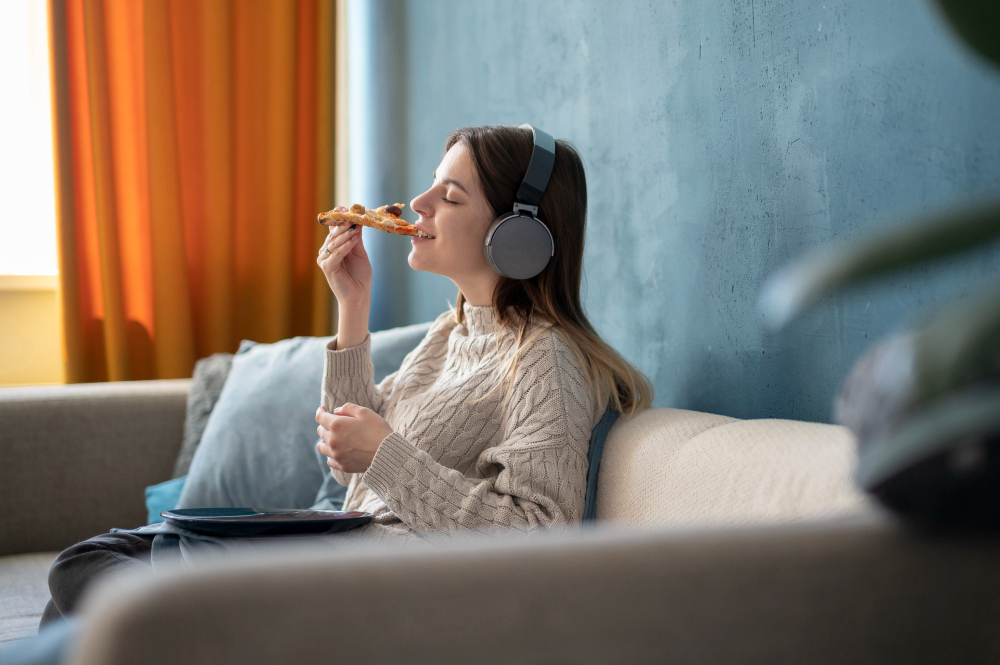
{"left": 317, "top": 203, "right": 433, "bottom": 238}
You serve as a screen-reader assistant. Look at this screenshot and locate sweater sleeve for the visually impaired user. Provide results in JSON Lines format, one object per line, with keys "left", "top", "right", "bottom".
{"left": 321, "top": 334, "right": 394, "bottom": 413}
{"left": 321, "top": 333, "right": 400, "bottom": 488}
{"left": 361, "top": 332, "right": 598, "bottom": 533}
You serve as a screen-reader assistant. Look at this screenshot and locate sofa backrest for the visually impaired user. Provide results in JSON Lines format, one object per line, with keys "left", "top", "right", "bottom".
{"left": 595, "top": 407, "right": 870, "bottom": 527}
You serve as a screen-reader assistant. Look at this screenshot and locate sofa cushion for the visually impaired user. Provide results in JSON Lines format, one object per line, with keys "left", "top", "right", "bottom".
{"left": 0, "top": 380, "right": 190, "bottom": 558}
{"left": 0, "top": 552, "right": 57, "bottom": 645}
{"left": 596, "top": 408, "right": 871, "bottom": 526}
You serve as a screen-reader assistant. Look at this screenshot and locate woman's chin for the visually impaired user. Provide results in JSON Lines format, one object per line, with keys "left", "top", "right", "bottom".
{"left": 406, "top": 250, "right": 426, "bottom": 272}
{"left": 407, "top": 251, "right": 447, "bottom": 277}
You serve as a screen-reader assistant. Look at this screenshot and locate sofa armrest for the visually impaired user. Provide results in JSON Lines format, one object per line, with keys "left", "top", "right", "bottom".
{"left": 70, "top": 509, "right": 1000, "bottom": 665}
{"left": 0, "top": 380, "right": 191, "bottom": 556}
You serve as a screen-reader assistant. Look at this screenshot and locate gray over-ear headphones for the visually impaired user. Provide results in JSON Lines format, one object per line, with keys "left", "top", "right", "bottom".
{"left": 483, "top": 124, "right": 556, "bottom": 280}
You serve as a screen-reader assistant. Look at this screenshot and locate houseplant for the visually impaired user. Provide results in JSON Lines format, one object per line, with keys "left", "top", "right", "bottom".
{"left": 760, "top": 0, "right": 1000, "bottom": 528}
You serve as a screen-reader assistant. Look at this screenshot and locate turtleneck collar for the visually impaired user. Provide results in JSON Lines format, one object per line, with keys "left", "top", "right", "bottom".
{"left": 462, "top": 302, "right": 497, "bottom": 337}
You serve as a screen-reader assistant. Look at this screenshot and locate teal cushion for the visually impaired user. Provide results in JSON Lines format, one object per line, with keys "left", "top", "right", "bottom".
{"left": 145, "top": 475, "right": 187, "bottom": 524}
{"left": 176, "top": 322, "right": 432, "bottom": 512}
{"left": 583, "top": 407, "right": 619, "bottom": 522}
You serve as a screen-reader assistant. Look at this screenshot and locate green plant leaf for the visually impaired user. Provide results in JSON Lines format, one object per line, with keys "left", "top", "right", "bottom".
{"left": 931, "top": 0, "right": 1000, "bottom": 67}
{"left": 912, "top": 281, "right": 1000, "bottom": 401}
{"left": 759, "top": 200, "right": 1000, "bottom": 329}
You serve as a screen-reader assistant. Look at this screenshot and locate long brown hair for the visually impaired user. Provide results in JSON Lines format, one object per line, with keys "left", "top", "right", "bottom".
{"left": 447, "top": 125, "right": 653, "bottom": 416}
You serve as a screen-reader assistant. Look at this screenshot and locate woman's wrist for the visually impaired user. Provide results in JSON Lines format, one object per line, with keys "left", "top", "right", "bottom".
{"left": 336, "top": 305, "right": 370, "bottom": 350}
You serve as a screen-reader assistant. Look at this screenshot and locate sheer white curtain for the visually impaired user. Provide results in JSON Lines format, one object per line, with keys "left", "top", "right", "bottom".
{"left": 0, "top": 0, "right": 57, "bottom": 277}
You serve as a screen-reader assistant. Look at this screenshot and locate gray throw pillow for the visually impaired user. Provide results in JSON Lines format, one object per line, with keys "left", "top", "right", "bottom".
{"left": 172, "top": 352, "right": 234, "bottom": 478}
{"left": 177, "top": 321, "right": 432, "bottom": 511}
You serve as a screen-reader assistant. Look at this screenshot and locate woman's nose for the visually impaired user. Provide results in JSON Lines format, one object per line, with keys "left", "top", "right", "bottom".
{"left": 410, "top": 188, "right": 433, "bottom": 218}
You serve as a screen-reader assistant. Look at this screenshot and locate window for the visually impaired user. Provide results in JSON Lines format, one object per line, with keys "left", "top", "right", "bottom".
{"left": 0, "top": 0, "right": 58, "bottom": 277}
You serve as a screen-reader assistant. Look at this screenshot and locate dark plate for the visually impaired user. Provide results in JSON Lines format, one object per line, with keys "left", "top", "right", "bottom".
{"left": 160, "top": 508, "right": 372, "bottom": 537}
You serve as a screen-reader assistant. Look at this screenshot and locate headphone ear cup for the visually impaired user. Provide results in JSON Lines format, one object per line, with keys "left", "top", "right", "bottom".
{"left": 484, "top": 213, "right": 555, "bottom": 280}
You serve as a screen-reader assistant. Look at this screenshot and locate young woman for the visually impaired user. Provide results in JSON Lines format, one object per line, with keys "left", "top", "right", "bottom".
{"left": 28, "top": 125, "right": 652, "bottom": 643}
{"left": 312, "top": 124, "right": 652, "bottom": 540}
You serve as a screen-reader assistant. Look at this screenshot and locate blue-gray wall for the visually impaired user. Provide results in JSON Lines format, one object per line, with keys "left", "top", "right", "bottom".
{"left": 350, "top": 0, "right": 1000, "bottom": 423}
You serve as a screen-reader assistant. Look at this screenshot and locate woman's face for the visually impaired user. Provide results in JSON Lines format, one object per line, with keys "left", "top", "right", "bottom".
{"left": 408, "top": 142, "right": 497, "bottom": 295}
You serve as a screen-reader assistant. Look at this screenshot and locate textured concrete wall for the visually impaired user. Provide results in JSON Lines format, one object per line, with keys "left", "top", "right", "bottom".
{"left": 352, "top": 0, "right": 1000, "bottom": 422}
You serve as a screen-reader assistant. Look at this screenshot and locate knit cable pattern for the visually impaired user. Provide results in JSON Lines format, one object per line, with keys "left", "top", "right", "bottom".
{"left": 319, "top": 303, "right": 602, "bottom": 539}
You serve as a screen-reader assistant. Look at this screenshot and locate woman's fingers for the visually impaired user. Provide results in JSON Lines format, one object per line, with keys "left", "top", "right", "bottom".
{"left": 317, "top": 230, "right": 334, "bottom": 260}
{"left": 322, "top": 225, "right": 352, "bottom": 252}
{"left": 317, "top": 420, "right": 348, "bottom": 469}
{"left": 317, "top": 224, "right": 352, "bottom": 254}
{"left": 324, "top": 225, "right": 359, "bottom": 252}
{"left": 326, "top": 222, "right": 351, "bottom": 237}
{"left": 316, "top": 223, "right": 371, "bottom": 305}
{"left": 351, "top": 229, "right": 369, "bottom": 260}
{"left": 316, "top": 438, "right": 341, "bottom": 469}
{"left": 317, "top": 226, "right": 360, "bottom": 264}
{"left": 322, "top": 228, "right": 362, "bottom": 266}
{"left": 317, "top": 441, "right": 335, "bottom": 460}
{"left": 327, "top": 223, "right": 357, "bottom": 242}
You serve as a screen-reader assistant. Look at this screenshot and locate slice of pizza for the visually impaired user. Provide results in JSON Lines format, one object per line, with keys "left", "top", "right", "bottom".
{"left": 317, "top": 203, "right": 434, "bottom": 238}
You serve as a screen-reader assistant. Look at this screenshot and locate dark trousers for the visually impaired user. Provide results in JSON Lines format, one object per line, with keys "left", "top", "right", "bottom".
{"left": 40, "top": 532, "right": 155, "bottom": 628}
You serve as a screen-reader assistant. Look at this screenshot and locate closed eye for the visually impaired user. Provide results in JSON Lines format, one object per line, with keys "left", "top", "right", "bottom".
{"left": 441, "top": 197, "right": 459, "bottom": 205}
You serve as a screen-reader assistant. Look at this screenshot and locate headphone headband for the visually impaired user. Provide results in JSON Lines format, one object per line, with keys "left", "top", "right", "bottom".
{"left": 483, "top": 124, "right": 557, "bottom": 280}
{"left": 515, "top": 124, "right": 556, "bottom": 210}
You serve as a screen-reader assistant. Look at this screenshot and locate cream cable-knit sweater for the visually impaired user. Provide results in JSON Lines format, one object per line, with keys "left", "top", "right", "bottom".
{"left": 320, "top": 302, "right": 604, "bottom": 541}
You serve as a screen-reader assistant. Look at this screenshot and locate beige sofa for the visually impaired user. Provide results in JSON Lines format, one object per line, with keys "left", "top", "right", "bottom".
{"left": 2, "top": 380, "right": 999, "bottom": 664}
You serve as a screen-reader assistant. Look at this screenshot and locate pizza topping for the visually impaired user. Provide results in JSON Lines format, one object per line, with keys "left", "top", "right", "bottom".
{"left": 317, "top": 202, "right": 434, "bottom": 239}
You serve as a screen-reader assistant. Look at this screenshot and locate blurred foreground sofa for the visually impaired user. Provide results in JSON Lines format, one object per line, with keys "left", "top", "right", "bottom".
{"left": 2, "top": 342, "right": 1000, "bottom": 663}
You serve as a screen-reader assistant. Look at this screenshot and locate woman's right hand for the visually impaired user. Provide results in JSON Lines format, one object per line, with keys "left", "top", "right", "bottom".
{"left": 317, "top": 224, "right": 372, "bottom": 310}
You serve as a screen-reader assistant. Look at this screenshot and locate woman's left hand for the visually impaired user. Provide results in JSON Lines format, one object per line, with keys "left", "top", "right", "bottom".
{"left": 315, "top": 403, "right": 394, "bottom": 473}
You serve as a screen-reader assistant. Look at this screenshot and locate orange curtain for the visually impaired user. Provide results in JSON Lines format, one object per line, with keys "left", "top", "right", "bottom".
{"left": 47, "top": 0, "right": 336, "bottom": 383}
